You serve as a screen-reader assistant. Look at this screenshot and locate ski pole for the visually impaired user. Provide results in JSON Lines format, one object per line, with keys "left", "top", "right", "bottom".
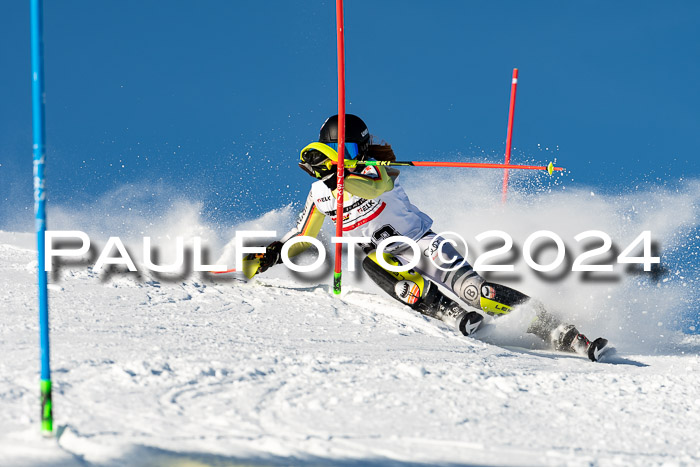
{"left": 339, "top": 160, "right": 564, "bottom": 175}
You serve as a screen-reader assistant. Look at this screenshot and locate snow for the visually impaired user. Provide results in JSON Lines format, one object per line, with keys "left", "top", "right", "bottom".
{"left": 1, "top": 230, "right": 699, "bottom": 467}
{"left": 2, "top": 171, "right": 700, "bottom": 466}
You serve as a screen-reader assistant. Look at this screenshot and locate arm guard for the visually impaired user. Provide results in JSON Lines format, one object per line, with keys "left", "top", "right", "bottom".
{"left": 344, "top": 166, "right": 394, "bottom": 199}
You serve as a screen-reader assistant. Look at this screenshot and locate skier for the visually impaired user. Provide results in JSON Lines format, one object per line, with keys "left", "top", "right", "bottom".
{"left": 245, "top": 114, "right": 609, "bottom": 361}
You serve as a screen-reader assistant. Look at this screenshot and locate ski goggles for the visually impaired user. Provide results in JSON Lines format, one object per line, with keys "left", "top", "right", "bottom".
{"left": 327, "top": 142, "right": 360, "bottom": 159}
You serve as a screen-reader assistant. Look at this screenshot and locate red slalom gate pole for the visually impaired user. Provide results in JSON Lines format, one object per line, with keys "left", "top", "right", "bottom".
{"left": 501, "top": 68, "right": 519, "bottom": 203}
{"left": 333, "top": 0, "right": 346, "bottom": 295}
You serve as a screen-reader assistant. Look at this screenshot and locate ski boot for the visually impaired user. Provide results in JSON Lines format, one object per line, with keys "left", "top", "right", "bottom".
{"left": 551, "top": 324, "right": 610, "bottom": 362}
{"left": 361, "top": 251, "right": 484, "bottom": 336}
{"left": 458, "top": 310, "right": 485, "bottom": 336}
{"left": 436, "top": 300, "right": 484, "bottom": 337}
{"left": 415, "top": 283, "right": 484, "bottom": 336}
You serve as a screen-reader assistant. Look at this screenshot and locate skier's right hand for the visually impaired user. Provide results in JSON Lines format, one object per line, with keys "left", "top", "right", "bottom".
{"left": 245, "top": 241, "right": 283, "bottom": 275}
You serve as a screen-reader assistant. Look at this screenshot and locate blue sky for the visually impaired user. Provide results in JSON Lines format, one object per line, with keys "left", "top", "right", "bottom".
{"left": 1, "top": 1, "right": 699, "bottom": 228}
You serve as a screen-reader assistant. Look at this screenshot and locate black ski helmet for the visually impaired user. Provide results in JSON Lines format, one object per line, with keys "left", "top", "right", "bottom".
{"left": 319, "top": 114, "right": 370, "bottom": 159}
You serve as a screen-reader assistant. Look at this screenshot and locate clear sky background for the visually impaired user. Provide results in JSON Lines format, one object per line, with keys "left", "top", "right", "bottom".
{"left": 1, "top": 1, "right": 699, "bottom": 228}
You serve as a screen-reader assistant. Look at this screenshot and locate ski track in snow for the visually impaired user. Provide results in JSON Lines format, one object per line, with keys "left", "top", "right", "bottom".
{"left": 1, "top": 232, "right": 699, "bottom": 467}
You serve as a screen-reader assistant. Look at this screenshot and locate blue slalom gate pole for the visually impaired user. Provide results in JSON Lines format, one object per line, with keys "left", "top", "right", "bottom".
{"left": 30, "top": 0, "right": 52, "bottom": 436}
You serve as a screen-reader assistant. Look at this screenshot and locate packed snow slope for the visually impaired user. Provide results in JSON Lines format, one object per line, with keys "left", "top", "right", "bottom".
{"left": 2, "top": 171, "right": 700, "bottom": 466}
{"left": 1, "top": 231, "right": 699, "bottom": 467}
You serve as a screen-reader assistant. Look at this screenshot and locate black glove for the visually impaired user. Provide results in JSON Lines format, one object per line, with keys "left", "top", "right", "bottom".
{"left": 299, "top": 148, "right": 335, "bottom": 177}
{"left": 245, "top": 241, "right": 283, "bottom": 274}
{"left": 299, "top": 148, "right": 352, "bottom": 190}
